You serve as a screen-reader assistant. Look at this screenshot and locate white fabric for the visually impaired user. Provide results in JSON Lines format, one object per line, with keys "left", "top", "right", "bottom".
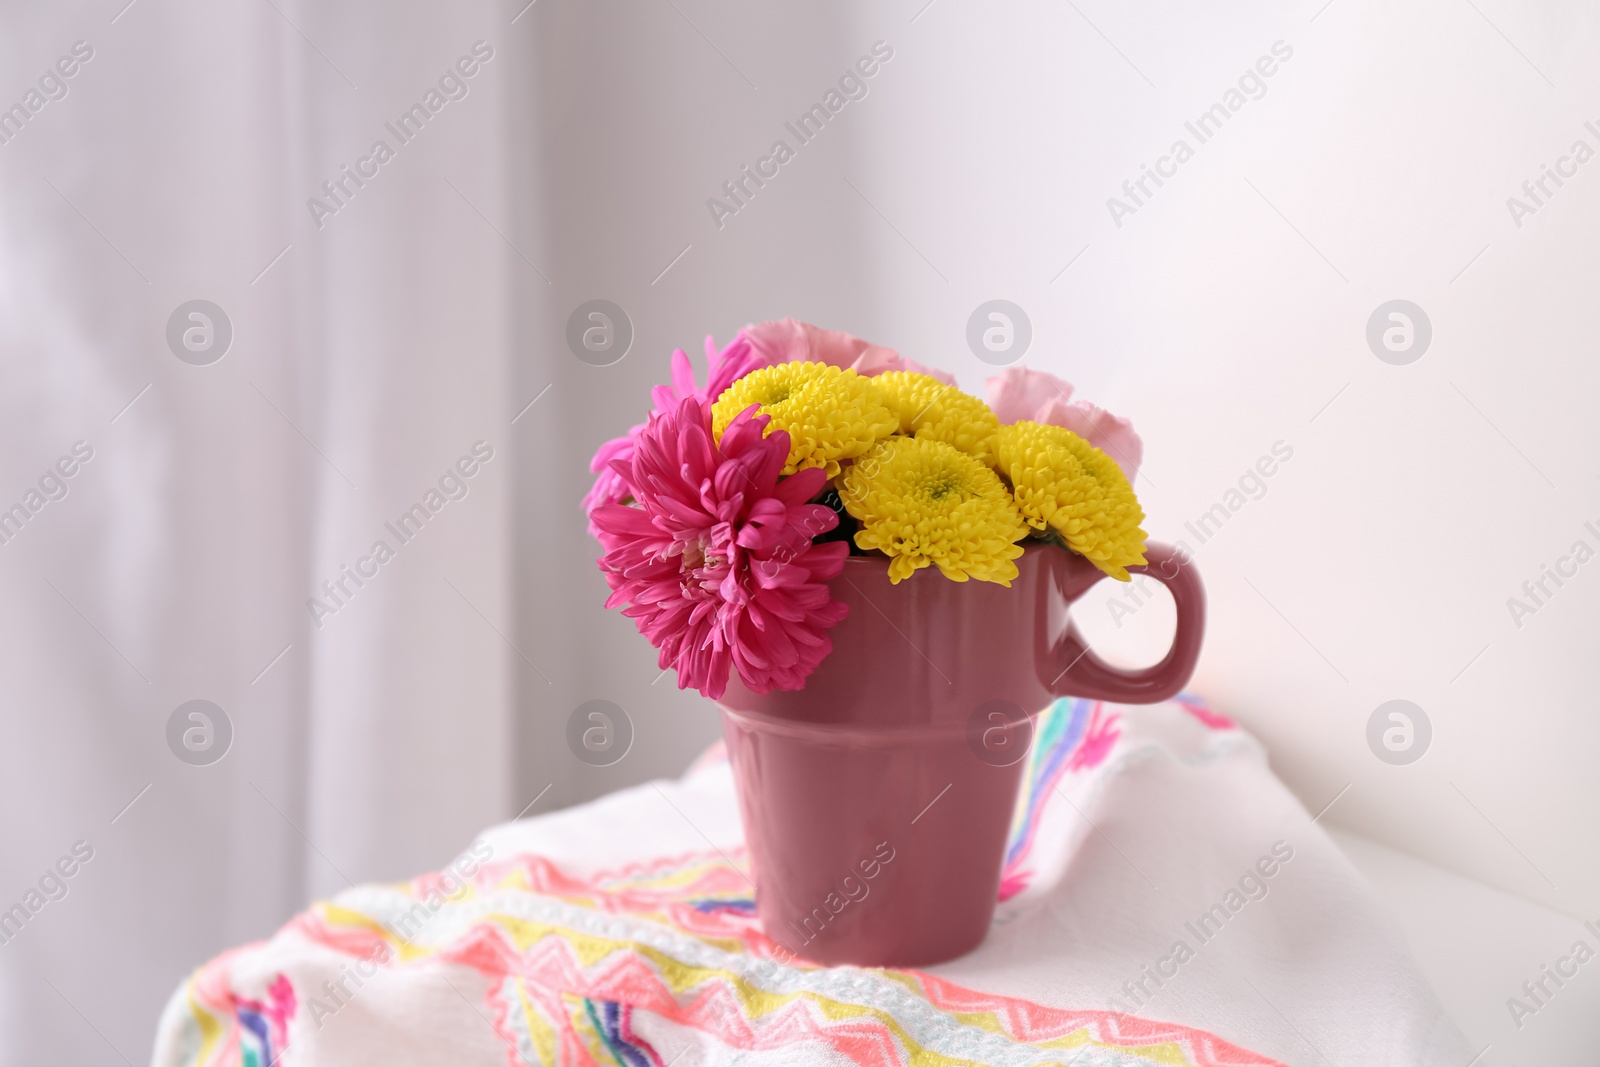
{"left": 463, "top": 704, "right": 1470, "bottom": 1065}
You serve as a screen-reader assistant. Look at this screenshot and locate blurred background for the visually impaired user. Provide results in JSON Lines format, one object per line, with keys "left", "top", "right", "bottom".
{"left": 2, "top": 0, "right": 1598, "bottom": 1061}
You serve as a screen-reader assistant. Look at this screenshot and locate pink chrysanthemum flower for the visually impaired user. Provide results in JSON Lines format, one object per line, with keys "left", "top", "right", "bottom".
{"left": 592, "top": 397, "right": 850, "bottom": 699}
{"left": 582, "top": 333, "right": 757, "bottom": 531}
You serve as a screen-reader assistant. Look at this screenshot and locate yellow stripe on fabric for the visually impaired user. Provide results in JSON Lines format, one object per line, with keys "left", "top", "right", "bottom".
{"left": 318, "top": 902, "right": 395, "bottom": 936}
{"left": 1140, "top": 1044, "right": 1196, "bottom": 1066}
{"left": 184, "top": 985, "right": 225, "bottom": 1066}
{"left": 313, "top": 902, "right": 436, "bottom": 963}
{"left": 487, "top": 912, "right": 750, "bottom": 964}
{"left": 511, "top": 977, "right": 560, "bottom": 1067}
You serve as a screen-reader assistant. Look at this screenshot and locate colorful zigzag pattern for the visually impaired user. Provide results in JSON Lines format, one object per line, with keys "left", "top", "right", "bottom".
{"left": 163, "top": 696, "right": 1274, "bottom": 1067}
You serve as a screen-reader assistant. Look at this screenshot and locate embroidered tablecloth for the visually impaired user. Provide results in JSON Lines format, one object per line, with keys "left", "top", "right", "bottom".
{"left": 153, "top": 697, "right": 1469, "bottom": 1066}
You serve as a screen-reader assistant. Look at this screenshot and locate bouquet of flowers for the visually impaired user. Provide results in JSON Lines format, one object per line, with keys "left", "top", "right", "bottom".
{"left": 586, "top": 319, "right": 1148, "bottom": 700}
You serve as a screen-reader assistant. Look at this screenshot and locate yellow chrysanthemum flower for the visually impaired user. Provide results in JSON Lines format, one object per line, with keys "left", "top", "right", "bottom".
{"left": 712, "top": 362, "right": 897, "bottom": 478}
{"left": 996, "top": 421, "right": 1148, "bottom": 581}
{"left": 839, "top": 435, "right": 1030, "bottom": 585}
{"left": 872, "top": 371, "right": 1001, "bottom": 464}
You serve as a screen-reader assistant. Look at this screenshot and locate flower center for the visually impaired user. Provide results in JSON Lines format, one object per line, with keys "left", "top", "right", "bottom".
{"left": 676, "top": 535, "right": 729, "bottom": 597}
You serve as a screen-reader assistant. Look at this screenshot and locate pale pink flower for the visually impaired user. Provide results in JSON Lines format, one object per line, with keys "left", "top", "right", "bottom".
{"left": 592, "top": 397, "right": 849, "bottom": 699}
{"left": 743, "top": 317, "right": 957, "bottom": 385}
{"left": 985, "top": 366, "right": 1143, "bottom": 481}
{"left": 582, "top": 333, "right": 757, "bottom": 530}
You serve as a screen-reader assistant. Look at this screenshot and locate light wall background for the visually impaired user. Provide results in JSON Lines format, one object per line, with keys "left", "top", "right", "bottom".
{"left": 524, "top": 0, "right": 1600, "bottom": 922}
{"left": 1, "top": 0, "right": 1596, "bottom": 1063}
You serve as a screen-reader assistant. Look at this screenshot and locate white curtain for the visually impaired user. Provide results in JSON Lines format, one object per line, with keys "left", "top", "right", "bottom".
{"left": 0, "top": 2, "right": 512, "bottom": 1062}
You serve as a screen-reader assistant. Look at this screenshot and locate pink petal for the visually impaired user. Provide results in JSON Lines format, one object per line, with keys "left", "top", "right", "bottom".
{"left": 740, "top": 318, "right": 957, "bottom": 384}
{"left": 769, "top": 467, "right": 828, "bottom": 507}
{"left": 668, "top": 348, "right": 696, "bottom": 397}
{"left": 743, "top": 318, "right": 893, "bottom": 373}
{"left": 985, "top": 366, "right": 1075, "bottom": 425}
{"left": 1056, "top": 398, "right": 1143, "bottom": 481}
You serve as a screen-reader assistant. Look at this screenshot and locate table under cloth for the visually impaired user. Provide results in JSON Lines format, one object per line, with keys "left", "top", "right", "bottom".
{"left": 152, "top": 696, "right": 1471, "bottom": 1066}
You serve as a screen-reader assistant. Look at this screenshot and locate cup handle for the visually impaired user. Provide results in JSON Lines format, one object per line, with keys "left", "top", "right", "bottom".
{"left": 1043, "top": 542, "right": 1206, "bottom": 703}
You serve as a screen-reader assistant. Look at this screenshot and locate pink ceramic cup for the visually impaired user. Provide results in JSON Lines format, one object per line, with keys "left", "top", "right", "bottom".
{"left": 717, "top": 541, "right": 1204, "bottom": 967}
